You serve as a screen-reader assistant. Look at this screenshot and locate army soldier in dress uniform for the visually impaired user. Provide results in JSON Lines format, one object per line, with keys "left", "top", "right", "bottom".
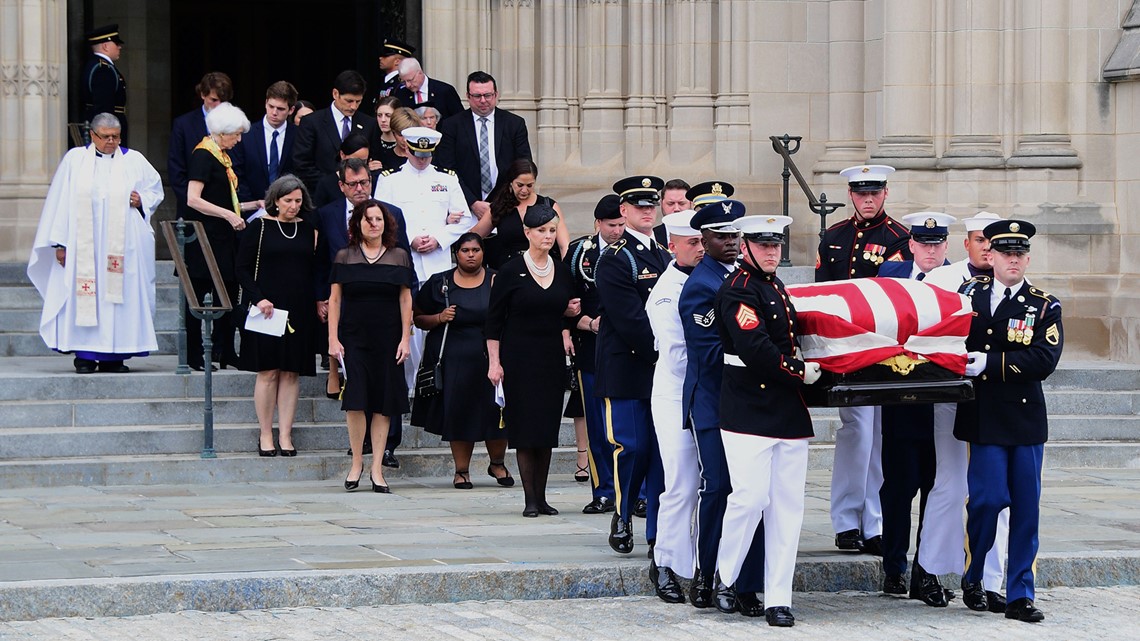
{"left": 816, "top": 164, "right": 912, "bottom": 554}
{"left": 565, "top": 195, "right": 626, "bottom": 515}
{"left": 714, "top": 215, "right": 821, "bottom": 628}
{"left": 595, "top": 175, "right": 671, "bottom": 555}
{"left": 373, "top": 38, "right": 415, "bottom": 106}
{"left": 955, "top": 219, "right": 1062, "bottom": 623}
{"left": 80, "top": 25, "right": 128, "bottom": 144}
{"left": 678, "top": 190, "right": 763, "bottom": 615}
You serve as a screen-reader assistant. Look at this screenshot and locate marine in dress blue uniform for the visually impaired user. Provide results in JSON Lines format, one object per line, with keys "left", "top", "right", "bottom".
{"left": 565, "top": 195, "right": 622, "bottom": 515}
{"left": 678, "top": 192, "right": 764, "bottom": 612}
{"left": 595, "top": 175, "right": 671, "bottom": 554}
{"left": 80, "top": 26, "right": 128, "bottom": 144}
{"left": 817, "top": 164, "right": 912, "bottom": 554}
{"left": 714, "top": 215, "right": 819, "bottom": 628}
{"left": 955, "top": 220, "right": 1062, "bottom": 623}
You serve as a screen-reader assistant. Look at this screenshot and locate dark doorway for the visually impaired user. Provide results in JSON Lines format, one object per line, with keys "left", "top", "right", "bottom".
{"left": 169, "top": 0, "right": 414, "bottom": 116}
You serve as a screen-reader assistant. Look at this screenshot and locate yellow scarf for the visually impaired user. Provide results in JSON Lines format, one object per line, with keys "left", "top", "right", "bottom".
{"left": 193, "top": 135, "right": 240, "bottom": 216}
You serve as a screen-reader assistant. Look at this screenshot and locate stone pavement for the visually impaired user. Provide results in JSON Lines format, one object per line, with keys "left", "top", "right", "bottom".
{"left": 1, "top": 468, "right": 1139, "bottom": 621}
{"left": 1, "top": 587, "right": 1138, "bottom": 640}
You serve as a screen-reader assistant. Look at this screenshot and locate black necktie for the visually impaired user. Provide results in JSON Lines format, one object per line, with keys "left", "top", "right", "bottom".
{"left": 916, "top": 272, "right": 926, "bottom": 282}
{"left": 1004, "top": 287, "right": 1012, "bottom": 302}
{"left": 268, "top": 130, "right": 280, "bottom": 182}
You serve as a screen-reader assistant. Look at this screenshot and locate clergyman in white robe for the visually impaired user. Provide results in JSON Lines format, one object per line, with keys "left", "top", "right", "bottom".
{"left": 27, "top": 143, "right": 164, "bottom": 367}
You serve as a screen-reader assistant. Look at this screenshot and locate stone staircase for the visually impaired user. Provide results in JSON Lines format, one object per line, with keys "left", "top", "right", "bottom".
{"left": 0, "top": 263, "right": 1136, "bottom": 488}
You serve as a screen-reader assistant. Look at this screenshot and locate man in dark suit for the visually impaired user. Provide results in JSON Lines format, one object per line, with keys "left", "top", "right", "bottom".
{"left": 593, "top": 175, "right": 671, "bottom": 556}
{"left": 293, "top": 70, "right": 375, "bottom": 193}
{"left": 434, "top": 71, "right": 532, "bottom": 221}
{"left": 393, "top": 58, "right": 464, "bottom": 122}
{"left": 168, "top": 72, "right": 235, "bottom": 222}
{"left": 236, "top": 81, "right": 298, "bottom": 203}
{"left": 80, "top": 25, "right": 128, "bottom": 143}
{"left": 314, "top": 158, "right": 411, "bottom": 466}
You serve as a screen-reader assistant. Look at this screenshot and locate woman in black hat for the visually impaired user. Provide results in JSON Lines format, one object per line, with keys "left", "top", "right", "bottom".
{"left": 486, "top": 204, "right": 581, "bottom": 517}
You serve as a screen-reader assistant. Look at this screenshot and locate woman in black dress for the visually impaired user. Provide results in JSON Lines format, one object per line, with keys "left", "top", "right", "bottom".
{"left": 486, "top": 205, "right": 581, "bottom": 517}
{"left": 185, "top": 102, "right": 264, "bottom": 370}
{"left": 412, "top": 233, "right": 513, "bottom": 490}
{"left": 371, "top": 96, "right": 403, "bottom": 172}
{"left": 328, "top": 199, "right": 414, "bottom": 493}
{"left": 485, "top": 159, "right": 570, "bottom": 269}
{"left": 235, "top": 175, "right": 317, "bottom": 457}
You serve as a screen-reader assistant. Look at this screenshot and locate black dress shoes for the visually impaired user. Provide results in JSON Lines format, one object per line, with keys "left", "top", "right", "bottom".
{"left": 97, "top": 360, "right": 129, "bottom": 373}
{"left": 909, "top": 564, "right": 948, "bottom": 607}
{"left": 986, "top": 590, "right": 1007, "bottom": 613}
{"left": 73, "top": 357, "right": 97, "bottom": 374}
{"left": 382, "top": 449, "right": 399, "bottom": 468}
{"left": 634, "top": 498, "right": 648, "bottom": 518}
{"left": 1004, "top": 597, "right": 1044, "bottom": 623}
{"left": 961, "top": 579, "right": 989, "bottom": 611}
{"left": 537, "top": 503, "right": 559, "bottom": 516}
{"left": 765, "top": 606, "right": 795, "bottom": 627}
{"left": 736, "top": 591, "right": 764, "bottom": 617}
{"left": 883, "top": 574, "right": 907, "bottom": 595}
{"left": 646, "top": 539, "right": 654, "bottom": 560}
{"left": 649, "top": 561, "right": 685, "bottom": 604}
{"left": 835, "top": 528, "right": 863, "bottom": 551}
{"left": 608, "top": 513, "right": 634, "bottom": 554}
{"left": 713, "top": 574, "right": 737, "bottom": 614}
{"left": 861, "top": 534, "right": 884, "bottom": 556}
{"left": 582, "top": 496, "right": 615, "bottom": 514}
{"left": 689, "top": 572, "right": 714, "bottom": 608}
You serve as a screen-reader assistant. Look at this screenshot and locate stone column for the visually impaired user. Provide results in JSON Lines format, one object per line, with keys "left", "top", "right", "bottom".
{"left": 872, "top": 0, "right": 938, "bottom": 168}
{"left": 1007, "top": 0, "right": 1080, "bottom": 168}
{"left": 714, "top": 0, "right": 752, "bottom": 174}
{"left": 536, "top": 1, "right": 578, "bottom": 166}
{"left": 816, "top": 0, "right": 869, "bottom": 173}
{"left": 579, "top": 0, "right": 626, "bottom": 167}
{"left": 422, "top": 0, "right": 488, "bottom": 90}
{"left": 494, "top": 1, "right": 539, "bottom": 140}
{"left": 668, "top": 0, "right": 716, "bottom": 165}
{"left": 939, "top": 0, "right": 1004, "bottom": 168}
{"left": 623, "top": 0, "right": 663, "bottom": 168}
{"left": 0, "top": 0, "right": 67, "bottom": 261}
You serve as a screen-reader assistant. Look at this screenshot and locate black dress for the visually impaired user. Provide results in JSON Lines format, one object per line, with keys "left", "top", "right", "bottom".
{"left": 331, "top": 245, "right": 415, "bottom": 417}
{"left": 235, "top": 217, "right": 317, "bottom": 375}
{"left": 376, "top": 138, "right": 404, "bottom": 171}
{"left": 485, "top": 195, "right": 560, "bottom": 269}
{"left": 185, "top": 148, "right": 239, "bottom": 280}
{"left": 411, "top": 269, "right": 502, "bottom": 442}
{"left": 485, "top": 255, "right": 573, "bottom": 449}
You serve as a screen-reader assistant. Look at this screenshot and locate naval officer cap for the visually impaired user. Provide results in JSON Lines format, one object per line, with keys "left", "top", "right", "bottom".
{"left": 984, "top": 219, "right": 1036, "bottom": 253}
{"left": 962, "top": 210, "right": 1002, "bottom": 233}
{"left": 690, "top": 198, "right": 745, "bottom": 233}
{"left": 593, "top": 194, "right": 622, "bottom": 220}
{"left": 380, "top": 38, "right": 415, "bottom": 57}
{"left": 686, "top": 181, "right": 735, "bottom": 209}
{"left": 737, "top": 214, "right": 794, "bottom": 244}
{"left": 901, "top": 212, "right": 956, "bottom": 244}
{"left": 87, "top": 24, "right": 125, "bottom": 45}
{"left": 663, "top": 211, "right": 701, "bottom": 238}
{"left": 840, "top": 164, "right": 895, "bottom": 193}
{"left": 403, "top": 126, "right": 441, "bottom": 157}
{"left": 613, "top": 175, "right": 664, "bottom": 207}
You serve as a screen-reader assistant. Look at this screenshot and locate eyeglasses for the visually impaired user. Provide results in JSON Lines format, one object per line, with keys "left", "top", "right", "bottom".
{"left": 468, "top": 92, "right": 497, "bottom": 100}
{"left": 341, "top": 179, "right": 371, "bottom": 189}
{"left": 90, "top": 131, "right": 121, "bottom": 142}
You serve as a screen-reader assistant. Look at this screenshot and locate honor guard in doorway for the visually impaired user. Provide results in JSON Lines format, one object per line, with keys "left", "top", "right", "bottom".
{"left": 81, "top": 25, "right": 128, "bottom": 143}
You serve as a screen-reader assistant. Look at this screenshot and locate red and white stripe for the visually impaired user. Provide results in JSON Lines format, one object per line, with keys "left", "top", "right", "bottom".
{"left": 787, "top": 278, "right": 971, "bottom": 375}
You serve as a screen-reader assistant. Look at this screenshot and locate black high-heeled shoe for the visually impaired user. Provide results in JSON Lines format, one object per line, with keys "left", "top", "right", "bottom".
{"left": 344, "top": 472, "right": 362, "bottom": 491}
{"left": 575, "top": 449, "right": 590, "bottom": 482}
{"left": 488, "top": 460, "right": 515, "bottom": 487}
{"left": 371, "top": 474, "right": 391, "bottom": 493}
{"left": 259, "top": 440, "right": 277, "bottom": 457}
{"left": 278, "top": 447, "right": 297, "bottom": 457}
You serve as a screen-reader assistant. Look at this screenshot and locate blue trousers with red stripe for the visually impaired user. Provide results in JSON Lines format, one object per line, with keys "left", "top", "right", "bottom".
{"left": 964, "top": 442, "right": 1043, "bottom": 602}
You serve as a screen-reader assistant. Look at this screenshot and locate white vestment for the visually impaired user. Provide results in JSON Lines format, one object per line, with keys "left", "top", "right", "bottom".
{"left": 27, "top": 145, "right": 164, "bottom": 355}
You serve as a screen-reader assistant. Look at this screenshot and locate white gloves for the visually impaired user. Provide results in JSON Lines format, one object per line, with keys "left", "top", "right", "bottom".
{"left": 965, "top": 351, "right": 987, "bottom": 377}
{"left": 804, "top": 361, "right": 822, "bottom": 385}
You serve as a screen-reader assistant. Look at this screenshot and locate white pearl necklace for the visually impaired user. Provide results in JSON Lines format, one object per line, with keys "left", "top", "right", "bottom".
{"left": 523, "top": 250, "right": 552, "bottom": 277}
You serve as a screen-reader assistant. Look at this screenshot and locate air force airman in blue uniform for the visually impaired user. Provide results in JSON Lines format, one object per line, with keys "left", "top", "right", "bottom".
{"left": 595, "top": 175, "right": 672, "bottom": 555}
{"left": 955, "top": 220, "right": 1062, "bottom": 623}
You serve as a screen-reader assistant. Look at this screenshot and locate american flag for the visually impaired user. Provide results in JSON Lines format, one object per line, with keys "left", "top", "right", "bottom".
{"left": 787, "top": 278, "right": 971, "bottom": 375}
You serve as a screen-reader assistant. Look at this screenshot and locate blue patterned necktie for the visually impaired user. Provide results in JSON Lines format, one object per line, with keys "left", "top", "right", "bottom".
{"left": 268, "top": 130, "right": 280, "bottom": 182}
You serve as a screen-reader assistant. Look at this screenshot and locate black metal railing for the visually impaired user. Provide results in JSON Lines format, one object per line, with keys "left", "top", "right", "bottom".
{"left": 769, "top": 134, "right": 845, "bottom": 266}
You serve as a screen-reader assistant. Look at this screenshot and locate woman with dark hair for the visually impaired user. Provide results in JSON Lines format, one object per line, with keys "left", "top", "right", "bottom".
{"left": 373, "top": 96, "right": 403, "bottom": 171}
{"left": 486, "top": 204, "right": 581, "bottom": 517}
{"left": 328, "top": 199, "right": 414, "bottom": 493}
{"left": 313, "top": 132, "right": 373, "bottom": 208}
{"left": 292, "top": 99, "right": 315, "bottom": 126}
{"left": 485, "top": 159, "right": 570, "bottom": 269}
{"left": 235, "top": 174, "right": 317, "bottom": 456}
{"left": 412, "top": 232, "right": 512, "bottom": 489}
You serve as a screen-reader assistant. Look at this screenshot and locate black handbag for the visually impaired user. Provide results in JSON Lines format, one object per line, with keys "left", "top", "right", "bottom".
{"left": 565, "top": 355, "right": 579, "bottom": 392}
{"left": 415, "top": 277, "right": 450, "bottom": 398}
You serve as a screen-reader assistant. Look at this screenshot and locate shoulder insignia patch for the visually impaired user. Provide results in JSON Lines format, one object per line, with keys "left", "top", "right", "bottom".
{"left": 886, "top": 251, "right": 905, "bottom": 262}
{"left": 693, "top": 308, "right": 716, "bottom": 328}
{"left": 735, "top": 303, "right": 759, "bottom": 331}
{"left": 1045, "top": 323, "right": 1060, "bottom": 346}
{"left": 380, "top": 169, "right": 394, "bottom": 177}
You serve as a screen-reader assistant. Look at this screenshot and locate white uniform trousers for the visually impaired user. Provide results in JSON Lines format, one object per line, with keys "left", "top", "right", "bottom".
{"left": 830, "top": 405, "right": 883, "bottom": 536}
{"left": 716, "top": 431, "right": 808, "bottom": 608}
{"left": 651, "top": 393, "right": 699, "bottom": 578}
{"left": 918, "top": 403, "right": 1010, "bottom": 589}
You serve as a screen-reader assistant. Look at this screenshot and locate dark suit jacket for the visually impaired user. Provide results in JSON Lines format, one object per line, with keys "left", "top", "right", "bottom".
{"left": 235, "top": 119, "right": 296, "bottom": 202}
{"left": 312, "top": 198, "right": 411, "bottom": 300}
{"left": 293, "top": 107, "right": 377, "bottom": 192}
{"left": 434, "top": 107, "right": 532, "bottom": 205}
{"left": 393, "top": 76, "right": 464, "bottom": 121}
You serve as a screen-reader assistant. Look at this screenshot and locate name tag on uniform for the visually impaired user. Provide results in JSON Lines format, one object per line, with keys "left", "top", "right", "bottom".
{"left": 431, "top": 184, "right": 447, "bottom": 192}
{"left": 637, "top": 272, "right": 658, "bottom": 280}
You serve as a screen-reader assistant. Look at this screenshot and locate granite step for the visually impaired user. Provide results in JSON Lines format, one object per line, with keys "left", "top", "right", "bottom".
{"left": 0, "top": 282, "right": 182, "bottom": 309}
